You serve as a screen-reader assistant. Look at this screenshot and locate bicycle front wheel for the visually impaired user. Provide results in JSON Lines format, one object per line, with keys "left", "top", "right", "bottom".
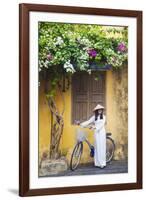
{"left": 70, "top": 142, "right": 83, "bottom": 171}
{"left": 106, "top": 137, "right": 115, "bottom": 163}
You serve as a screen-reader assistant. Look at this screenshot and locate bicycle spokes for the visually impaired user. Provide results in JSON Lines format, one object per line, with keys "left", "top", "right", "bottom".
{"left": 106, "top": 137, "right": 115, "bottom": 163}
{"left": 70, "top": 142, "right": 83, "bottom": 171}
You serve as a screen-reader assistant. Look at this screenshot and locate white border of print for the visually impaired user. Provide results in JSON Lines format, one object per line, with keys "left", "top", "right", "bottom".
{"left": 29, "top": 12, "right": 137, "bottom": 189}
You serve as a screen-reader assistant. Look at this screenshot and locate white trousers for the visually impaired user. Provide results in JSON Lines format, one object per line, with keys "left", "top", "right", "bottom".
{"left": 93, "top": 128, "right": 106, "bottom": 167}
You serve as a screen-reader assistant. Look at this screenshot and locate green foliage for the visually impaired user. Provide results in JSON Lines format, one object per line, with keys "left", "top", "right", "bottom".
{"left": 39, "top": 22, "right": 128, "bottom": 95}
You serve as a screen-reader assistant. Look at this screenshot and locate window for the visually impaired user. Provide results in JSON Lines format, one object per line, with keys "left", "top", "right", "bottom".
{"left": 72, "top": 72, "right": 106, "bottom": 123}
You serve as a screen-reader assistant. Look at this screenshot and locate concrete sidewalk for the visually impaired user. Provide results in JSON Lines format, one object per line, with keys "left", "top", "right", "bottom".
{"left": 41, "top": 160, "right": 128, "bottom": 177}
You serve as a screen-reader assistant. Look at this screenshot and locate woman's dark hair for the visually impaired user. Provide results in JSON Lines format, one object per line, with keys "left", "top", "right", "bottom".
{"left": 94, "top": 109, "right": 103, "bottom": 121}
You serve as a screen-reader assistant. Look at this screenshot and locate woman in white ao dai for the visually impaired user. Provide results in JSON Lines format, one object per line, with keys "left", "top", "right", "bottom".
{"left": 80, "top": 104, "right": 106, "bottom": 168}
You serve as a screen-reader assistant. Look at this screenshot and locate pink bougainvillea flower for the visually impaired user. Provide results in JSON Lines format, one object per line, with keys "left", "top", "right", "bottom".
{"left": 47, "top": 53, "right": 53, "bottom": 60}
{"left": 117, "top": 42, "right": 127, "bottom": 52}
{"left": 87, "top": 49, "right": 97, "bottom": 57}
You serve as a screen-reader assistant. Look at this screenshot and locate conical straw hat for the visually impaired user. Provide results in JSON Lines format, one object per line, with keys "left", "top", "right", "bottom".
{"left": 93, "top": 104, "right": 104, "bottom": 111}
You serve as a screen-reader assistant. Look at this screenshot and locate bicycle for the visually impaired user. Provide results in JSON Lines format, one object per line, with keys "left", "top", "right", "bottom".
{"left": 70, "top": 122, "right": 115, "bottom": 171}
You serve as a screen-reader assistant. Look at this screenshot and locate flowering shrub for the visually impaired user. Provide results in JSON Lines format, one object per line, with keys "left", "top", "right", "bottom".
{"left": 39, "top": 23, "right": 128, "bottom": 73}
{"left": 63, "top": 60, "right": 76, "bottom": 73}
{"left": 39, "top": 23, "right": 128, "bottom": 95}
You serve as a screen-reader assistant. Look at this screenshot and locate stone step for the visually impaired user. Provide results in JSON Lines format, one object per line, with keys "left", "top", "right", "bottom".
{"left": 39, "top": 157, "right": 68, "bottom": 177}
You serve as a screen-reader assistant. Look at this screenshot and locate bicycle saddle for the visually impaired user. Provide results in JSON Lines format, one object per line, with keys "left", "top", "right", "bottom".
{"left": 106, "top": 132, "right": 112, "bottom": 136}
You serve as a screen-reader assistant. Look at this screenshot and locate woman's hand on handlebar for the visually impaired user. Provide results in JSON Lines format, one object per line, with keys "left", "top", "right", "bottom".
{"left": 74, "top": 120, "right": 80, "bottom": 125}
{"left": 88, "top": 125, "right": 96, "bottom": 130}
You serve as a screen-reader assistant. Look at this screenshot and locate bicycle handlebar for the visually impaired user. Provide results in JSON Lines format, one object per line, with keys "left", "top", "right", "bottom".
{"left": 78, "top": 124, "right": 96, "bottom": 130}
{"left": 74, "top": 120, "right": 96, "bottom": 130}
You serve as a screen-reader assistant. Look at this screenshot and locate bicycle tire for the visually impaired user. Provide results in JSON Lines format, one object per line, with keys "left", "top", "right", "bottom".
{"left": 70, "top": 142, "right": 83, "bottom": 171}
{"left": 106, "top": 137, "right": 115, "bottom": 163}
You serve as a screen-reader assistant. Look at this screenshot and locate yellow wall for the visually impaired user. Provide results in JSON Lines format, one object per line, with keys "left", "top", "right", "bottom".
{"left": 39, "top": 85, "right": 51, "bottom": 155}
{"left": 105, "top": 65, "right": 128, "bottom": 160}
{"left": 39, "top": 66, "right": 128, "bottom": 164}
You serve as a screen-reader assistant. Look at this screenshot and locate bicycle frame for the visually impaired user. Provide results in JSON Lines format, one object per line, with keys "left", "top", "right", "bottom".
{"left": 84, "top": 138, "right": 93, "bottom": 149}
{"left": 76, "top": 125, "right": 94, "bottom": 150}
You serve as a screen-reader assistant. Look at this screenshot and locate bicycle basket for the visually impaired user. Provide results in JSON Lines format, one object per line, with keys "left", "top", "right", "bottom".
{"left": 75, "top": 128, "right": 87, "bottom": 142}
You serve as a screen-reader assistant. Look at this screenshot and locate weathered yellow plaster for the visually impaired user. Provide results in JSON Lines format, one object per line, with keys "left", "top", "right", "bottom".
{"left": 39, "top": 66, "right": 128, "bottom": 163}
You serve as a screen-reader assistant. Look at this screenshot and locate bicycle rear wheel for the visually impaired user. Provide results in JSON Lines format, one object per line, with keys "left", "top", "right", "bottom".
{"left": 70, "top": 142, "right": 83, "bottom": 171}
{"left": 106, "top": 137, "right": 115, "bottom": 163}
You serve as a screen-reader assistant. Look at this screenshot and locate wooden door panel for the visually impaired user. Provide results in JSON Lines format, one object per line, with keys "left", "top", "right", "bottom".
{"left": 72, "top": 72, "right": 106, "bottom": 123}
{"left": 73, "top": 103, "right": 88, "bottom": 121}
